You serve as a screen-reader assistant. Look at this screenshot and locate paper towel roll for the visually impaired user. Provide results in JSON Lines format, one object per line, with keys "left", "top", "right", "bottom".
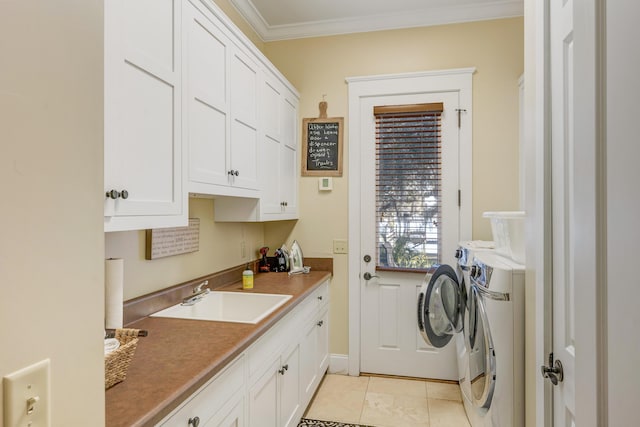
{"left": 105, "top": 258, "right": 124, "bottom": 329}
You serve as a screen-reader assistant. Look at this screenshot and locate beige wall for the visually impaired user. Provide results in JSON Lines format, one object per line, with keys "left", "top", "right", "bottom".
{"left": 106, "top": 198, "right": 265, "bottom": 300}
{"left": 263, "top": 18, "right": 524, "bottom": 354}
{"left": 0, "top": 0, "right": 105, "bottom": 424}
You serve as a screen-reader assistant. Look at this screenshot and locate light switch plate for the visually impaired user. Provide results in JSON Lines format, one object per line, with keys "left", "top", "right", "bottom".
{"left": 3, "top": 359, "right": 50, "bottom": 427}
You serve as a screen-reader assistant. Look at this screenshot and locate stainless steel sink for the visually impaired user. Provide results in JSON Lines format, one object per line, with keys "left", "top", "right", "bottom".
{"left": 150, "top": 292, "right": 292, "bottom": 324}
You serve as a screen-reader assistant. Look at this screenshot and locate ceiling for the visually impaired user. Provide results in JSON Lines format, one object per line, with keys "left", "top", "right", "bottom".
{"left": 229, "top": 0, "right": 524, "bottom": 41}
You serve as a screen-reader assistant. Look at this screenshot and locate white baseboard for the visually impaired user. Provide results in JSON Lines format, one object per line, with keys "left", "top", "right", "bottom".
{"left": 328, "top": 354, "right": 349, "bottom": 375}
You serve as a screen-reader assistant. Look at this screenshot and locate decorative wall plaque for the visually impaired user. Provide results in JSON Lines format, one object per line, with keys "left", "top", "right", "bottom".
{"left": 145, "top": 218, "right": 200, "bottom": 260}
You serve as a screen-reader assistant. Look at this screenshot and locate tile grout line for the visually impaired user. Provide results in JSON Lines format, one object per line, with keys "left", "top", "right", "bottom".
{"left": 424, "top": 380, "right": 431, "bottom": 426}
{"left": 357, "top": 376, "right": 370, "bottom": 426}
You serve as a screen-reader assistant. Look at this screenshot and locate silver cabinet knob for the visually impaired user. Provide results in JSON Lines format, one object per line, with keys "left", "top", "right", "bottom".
{"left": 105, "top": 189, "right": 129, "bottom": 199}
{"left": 105, "top": 189, "right": 120, "bottom": 199}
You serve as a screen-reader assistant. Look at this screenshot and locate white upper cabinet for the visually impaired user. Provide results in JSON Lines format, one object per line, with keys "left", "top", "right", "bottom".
{"left": 105, "top": 0, "right": 299, "bottom": 229}
{"left": 184, "top": 3, "right": 229, "bottom": 190}
{"left": 258, "top": 77, "right": 299, "bottom": 219}
{"left": 214, "top": 75, "right": 299, "bottom": 222}
{"left": 229, "top": 48, "right": 260, "bottom": 191}
{"left": 104, "top": 0, "right": 186, "bottom": 232}
{"left": 185, "top": 0, "right": 260, "bottom": 198}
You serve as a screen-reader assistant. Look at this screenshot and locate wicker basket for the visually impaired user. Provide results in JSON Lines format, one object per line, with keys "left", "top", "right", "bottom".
{"left": 105, "top": 328, "right": 140, "bottom": 389}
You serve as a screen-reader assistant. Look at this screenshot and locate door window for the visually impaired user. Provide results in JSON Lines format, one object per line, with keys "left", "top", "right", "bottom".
{"left": 374, "top": 103, "right": 444, "bottom": 271}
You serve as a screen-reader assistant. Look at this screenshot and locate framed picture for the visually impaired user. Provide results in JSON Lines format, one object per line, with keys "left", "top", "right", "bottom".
{"left": 301, "top": 117, "right": 344, "bottom": 177}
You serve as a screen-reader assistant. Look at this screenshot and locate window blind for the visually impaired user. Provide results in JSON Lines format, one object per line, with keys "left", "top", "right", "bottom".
{"left": 374, "top": 103, "right": 444, "bottom": 271}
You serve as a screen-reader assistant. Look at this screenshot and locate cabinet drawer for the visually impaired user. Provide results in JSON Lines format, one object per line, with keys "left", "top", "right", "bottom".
{"left": 159, "top": 355, "right": 245, "bottom": 426}
{"left": 314, "top": 281, "right": 329, "bottom": 307}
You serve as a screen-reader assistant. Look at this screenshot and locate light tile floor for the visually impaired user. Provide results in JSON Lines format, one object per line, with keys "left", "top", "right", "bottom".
{"left": 304, "top": 374, "right": 471, "bottom": 427}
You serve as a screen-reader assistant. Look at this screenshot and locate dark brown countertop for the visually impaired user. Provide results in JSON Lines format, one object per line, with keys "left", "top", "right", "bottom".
{"left": 105, "top": 271, "right": 331, "bottom": 427}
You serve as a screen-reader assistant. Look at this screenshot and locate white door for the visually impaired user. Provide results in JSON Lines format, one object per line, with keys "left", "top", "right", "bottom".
{"left": 550, "top": 0, "right": 578, "bottom": 426}
{"left": 547, "top": 0, "right": 609, "bottom": 423}
{"left": 549, "top": 0, "right": 577, "bottom": 424}
{"left": 359, "top": 91, "right": 460, "bottom": 379}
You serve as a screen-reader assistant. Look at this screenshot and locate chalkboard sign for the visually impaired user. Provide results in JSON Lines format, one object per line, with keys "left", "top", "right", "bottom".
{"left": 301, "top": 117, "right": 344, "bottom": 176}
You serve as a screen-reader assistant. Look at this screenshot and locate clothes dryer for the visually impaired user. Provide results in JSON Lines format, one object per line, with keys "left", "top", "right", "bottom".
{"left": 464, "top": 252, "right": 525, "bottom": 427}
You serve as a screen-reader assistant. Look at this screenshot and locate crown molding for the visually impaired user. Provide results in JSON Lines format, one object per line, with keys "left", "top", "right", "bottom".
{"left": 229, "top": 0, "right": 524, "bottom": 41}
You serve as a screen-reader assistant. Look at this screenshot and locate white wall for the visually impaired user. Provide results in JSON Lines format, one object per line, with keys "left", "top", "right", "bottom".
{"left": 0, "top": 0, "right": 105, "bottom": 425}
{"left": 606, "top": 0, "right": 640, "bottom": 423}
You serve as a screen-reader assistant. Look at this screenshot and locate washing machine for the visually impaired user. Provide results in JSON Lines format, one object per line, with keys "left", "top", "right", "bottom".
{"left": 464, "top": 251, "right": 525, "bottom": 427}
{"left": 417, "top": 241, "right": 495, "bottom": 422}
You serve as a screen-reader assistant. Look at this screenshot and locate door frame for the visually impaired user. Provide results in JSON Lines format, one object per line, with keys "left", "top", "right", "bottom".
{"left": 526, "top": 0, "right": 607, "bottom": 424}
{"left": 346, "top": 69, "right": 474, "bottom": 376}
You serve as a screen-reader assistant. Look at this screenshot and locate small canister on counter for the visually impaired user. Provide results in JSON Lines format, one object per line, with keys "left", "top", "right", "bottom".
{"left": 242, "top": 267, "right": 254, "bottom": 290}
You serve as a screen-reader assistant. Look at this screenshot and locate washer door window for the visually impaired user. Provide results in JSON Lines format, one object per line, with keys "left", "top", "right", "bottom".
{"left": 418, "top": 264, "right": 463, "bottom": 348}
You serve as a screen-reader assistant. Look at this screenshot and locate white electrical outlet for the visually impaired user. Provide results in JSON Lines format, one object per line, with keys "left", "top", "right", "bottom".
{"left": 3, "top": 359, "right": 50, "bottom": 427}
{"left": 333, "top": 239, "right": 348, "bottom": 254}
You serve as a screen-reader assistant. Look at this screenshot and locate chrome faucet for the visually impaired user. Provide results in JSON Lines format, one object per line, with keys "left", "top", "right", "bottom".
{"left": 181, "top": 280, "right": 210, "bottom": 306}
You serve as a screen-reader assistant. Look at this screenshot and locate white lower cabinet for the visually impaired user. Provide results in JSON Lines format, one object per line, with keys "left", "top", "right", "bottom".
{"left": 248, "top": 343, "right": 300, "bottom": 427}
{"left": 206, "top": 393, "right": 244, "bottom": 427}
{"left": 159, "top": 356, "right": 245, "bottom": 426}
{"left": 316, "top": 308, "right": 329, "bottom": 377}
{"left": 157, "top": 281, "right": 330, "bottom": 427}
{"left": 279, "top": 343, "right": 301, "bottom": 427}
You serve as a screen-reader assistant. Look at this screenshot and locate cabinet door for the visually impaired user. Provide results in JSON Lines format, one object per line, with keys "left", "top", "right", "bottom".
{"left": 248, "top": 358, "right": 279, "bottom": 427}
{"left": 260, "top": 77, "right": 285, "bottom": 215}
{"left": 262, "top": 78, "right": 282, "bottom": 144}
{"left": 260, "top": 135, "right": 282, "bottom": 216}
{"left": 229, "top": 47, "right": 259, "bottom": 190}
{"left": 205, "top": 394, "right": 244, "bottom": 427}
{"left": 299, "top": 319, "right": 319, "bottom": 407}
{"left": 259, "top": 76, "right": 299, "bottom": 218}
{"left": 316, "top": 308, "right": 329, "bottom": 376}
{"left": 279, "top": 344, "right": 301, "bottom": 427}
{"left": 104, "top": 0, "right": 184, "bottom": 230}
{"left": 279, "top": 142, "right": 297, "bottom": 215}
{"left": 184, "top": 2, "right": 230, "bottom": 188}
{"left": 279, "top": 92, "right": 298, "bottom": 214}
